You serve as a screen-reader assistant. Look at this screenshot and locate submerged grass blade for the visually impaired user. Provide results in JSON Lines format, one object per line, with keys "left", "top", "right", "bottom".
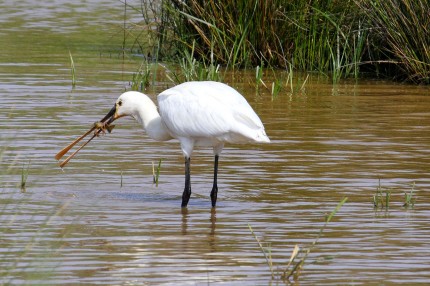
{"left": 249, "top": 197, "right": 347, "bottom": 281}
{"left": 69, "top": 51, "right": 76, "bottom": 88}
{"left": 373, "top": 179, "right": 391, "bottom": 209}
{"left": 152, "top": 158, "right": 163, "bottom": 187}
{"left": 156, "top": 158, "right": 162, "bottom": 187}
{"left": 248, "top": 224, "right": 274, "bottom": 278}
{"left": 20, "top": 159, "right": 30, "bottom": 191}
{"left": 403, "top": 182, "right": 416, "bottom": 208}
{"left": 284, "top": 197, "right": 348, "bottom": 280}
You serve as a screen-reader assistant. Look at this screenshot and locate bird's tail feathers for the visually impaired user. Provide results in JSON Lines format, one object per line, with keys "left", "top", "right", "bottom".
{"left": 255, "top": 130, "right": 270, "bottom": 143}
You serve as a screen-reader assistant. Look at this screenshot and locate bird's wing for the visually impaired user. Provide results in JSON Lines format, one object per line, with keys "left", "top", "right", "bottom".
{"left": 157, "top": 82, "right": 264, "bottom": 140}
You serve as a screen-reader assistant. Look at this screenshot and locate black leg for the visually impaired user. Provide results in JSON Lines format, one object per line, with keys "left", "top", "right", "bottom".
{"left": 210, "top": 155, "right": 219, "bottom": 208}
{"left": 181, "top": 157, "right": 191, "bottom": 207}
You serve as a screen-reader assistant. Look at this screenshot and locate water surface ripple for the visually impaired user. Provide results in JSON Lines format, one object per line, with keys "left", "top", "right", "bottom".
{"left": 1, "top": 1, "right": 430, "bottom": 285}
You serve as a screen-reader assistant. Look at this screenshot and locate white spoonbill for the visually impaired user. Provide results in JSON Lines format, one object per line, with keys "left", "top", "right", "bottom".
{"left": 55, "top": 81, "right": 270, "bottom": 207}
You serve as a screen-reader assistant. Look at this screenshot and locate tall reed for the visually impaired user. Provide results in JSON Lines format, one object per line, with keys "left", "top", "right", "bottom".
{"left": 356, "top": 0, "right": 430, "bottom": 83}
{"left": 160, "top": 0, "right": 367, "bottom": 78}
{"left": 129, "top": 0, "right": 428, "bottom": 83}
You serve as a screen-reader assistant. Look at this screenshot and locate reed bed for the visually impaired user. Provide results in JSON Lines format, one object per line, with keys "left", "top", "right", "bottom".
{"left": 163, "top": 0, "right": 366, "bottom": 76}
{"left": 356, "top": 0, "right": 430, "bottom": 83}
{"left": 127, "top": 0, "right": 429, "bottom": 83}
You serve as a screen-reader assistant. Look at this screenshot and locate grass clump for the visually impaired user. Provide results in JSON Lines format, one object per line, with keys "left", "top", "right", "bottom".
{"left": 373, "top": 179, "right": 391, "bottom": 209}
{"left": 123, "top": 0, "right": 430, "bottom": 83}
{"left": 373, "top": 180, "right": 420, "bottom": 210}
{"left": 356, "top": 0, "right": 430, "bottom": 83}
{"left": 403, "top": 182, "right": 416, "bottom": 209}
{"left": 163, "top": 0, "right": 367, "bottom": 77}
{"left": 166, "top": 41, "right": 222, "bottom": 83}
{"left": 130, "top": 61, "right": 152, "bottom": 91}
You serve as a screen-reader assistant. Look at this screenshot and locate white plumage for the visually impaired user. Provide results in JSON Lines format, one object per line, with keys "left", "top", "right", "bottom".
{"left": 101, "top": 81, "right": 269, "bottom": 207}
{"left": 157, "top": 81, "right": 269, "bottom": 157}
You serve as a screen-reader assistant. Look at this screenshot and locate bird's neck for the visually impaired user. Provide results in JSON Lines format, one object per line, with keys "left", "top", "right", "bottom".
{"left": 145, "top": 116, "right": 172, "bottom": 141}
{"left": 133, "top": 100, "right": 172, "bottom": 142}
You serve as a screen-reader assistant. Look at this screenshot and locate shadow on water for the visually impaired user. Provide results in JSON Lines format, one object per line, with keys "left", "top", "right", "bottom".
{"left": 1, "top": 0, "right": 430, "bottom": 285}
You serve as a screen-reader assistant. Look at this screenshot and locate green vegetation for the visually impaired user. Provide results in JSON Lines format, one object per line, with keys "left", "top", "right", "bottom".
{"left": 20, "top": 160, "right": 30, "bottom": 192}
{"left": 127, "top": 0, "right": 430, "bottom": 84}
{"left": 372, "top": 180, "right": 419, "bottom": 210}
{"left": 152, "top": 158, "right": 163, "bottom": 187}
{"left": 373, "top": 179, "right": 391, "bottom": 209}
{"left": 403, "top": 182, "right": 416, "bottom": 209}
{"left": 249, "top": 197, "right": 348, "bottom": 281}
{"left": 68, "top": 51, "right": 76, "bottom": 88}
{"left": 165, "top": 41, "right": 222, "bottom": 83}
{"left": 130, "top": 61, "right": 152, "bottom": 91}
{"left": 356, "top": 0, "right": 430, "bottom": 83}
{"left": 158, "top": 0, "right": 367, "bottom": 81}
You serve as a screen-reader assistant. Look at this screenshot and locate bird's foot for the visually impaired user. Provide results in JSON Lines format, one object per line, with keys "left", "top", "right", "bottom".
{"left": 181, "top": 187, "right": 191, "bottom": 208}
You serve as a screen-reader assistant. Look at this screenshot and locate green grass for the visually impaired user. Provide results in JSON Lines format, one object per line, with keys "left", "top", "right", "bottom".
{"left": 255, "top": 65, "right": 265, "bottom": 91}
{"left": 403, "top": 182, "right": 416, "bottom": 209}
{"left": 160, "top": 0, "right": 368, "bottom": 78}
{"left": 20, "top": 160, "right": 30, "bottom": 192}
{"left": 271, "top": 79, "right": 282, "bottom": 99}
{"left": 372, "top": 180, "right": 420, "bottom": 210}
{"left": 373, "top": 179, "right": 391, "bottom": 209}
{"left": 166, "top": 41, "right": 222, "bottom": 83}
{"left": 152, "top": 158, "right": 163, "bottom": 187}
{"left": 123, "top": 0, "right": 430, "bottom": 84}
{"left": 357, "top": 0, "right": 430, "bottom": 83}
{"left": 68, "top": 51, "right": 76, "bottom": 88}
{"left": 130, "top": 61, "right": 152, "bottom": 91}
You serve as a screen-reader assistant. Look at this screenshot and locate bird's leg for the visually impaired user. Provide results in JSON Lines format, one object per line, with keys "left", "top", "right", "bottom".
{"left": 210, "top": 155, "right": 219, "bottom": 208}
{"left": 181, "top": 157, "right": 192, "bottom": 207}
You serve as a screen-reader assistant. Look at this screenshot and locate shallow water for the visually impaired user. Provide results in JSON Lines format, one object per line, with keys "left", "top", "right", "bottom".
{"left": 1, "top": 1, "right": 430, "bottom": 285}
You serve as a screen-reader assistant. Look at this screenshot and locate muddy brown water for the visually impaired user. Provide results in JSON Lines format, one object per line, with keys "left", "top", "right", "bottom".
{"left": 1, "top": 1, "right": 430, "bottom": 285}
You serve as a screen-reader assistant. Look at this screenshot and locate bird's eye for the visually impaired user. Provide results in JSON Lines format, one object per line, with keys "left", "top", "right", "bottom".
{"left": 118, "top": 100, "right": 122, "bottom": 107}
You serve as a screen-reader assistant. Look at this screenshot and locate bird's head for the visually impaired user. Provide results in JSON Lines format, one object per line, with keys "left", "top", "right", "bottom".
{"left": 103, "top": 91, "right": 143, "bottom": 125}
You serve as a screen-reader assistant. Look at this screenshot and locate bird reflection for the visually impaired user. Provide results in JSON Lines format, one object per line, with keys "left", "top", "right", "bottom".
{"left": 180, "top": 207, "right": 217, "bottom": 235}
{"left": 181, "top": 207, "right": 189, "bottom": 235}
{"left": 180, "top": 207, "right": 217, "bottom": 250}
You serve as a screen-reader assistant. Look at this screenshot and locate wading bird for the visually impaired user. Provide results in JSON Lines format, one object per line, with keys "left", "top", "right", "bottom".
{"left": 56, "top": 81, "right": 270, "bottom": 207}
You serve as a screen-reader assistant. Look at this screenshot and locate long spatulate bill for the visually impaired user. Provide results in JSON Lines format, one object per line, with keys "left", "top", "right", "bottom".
{"left": 59, "top": 130, "right": 100, "bottom": 168}
{"left": 54, "top": 126, "right": 96, "bottom": 161}
{"left": 55, "top": 105, "right": 117, "bottom": 165}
